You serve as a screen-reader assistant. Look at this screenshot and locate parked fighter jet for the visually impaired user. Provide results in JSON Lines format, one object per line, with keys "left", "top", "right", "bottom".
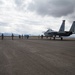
{"left": 44, "top": 20, "right": 75, "bottom": 40}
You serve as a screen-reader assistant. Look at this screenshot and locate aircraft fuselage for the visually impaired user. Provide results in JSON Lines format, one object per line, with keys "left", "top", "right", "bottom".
{"left": 47, "top": 31, "right": 72, "bottom": 37}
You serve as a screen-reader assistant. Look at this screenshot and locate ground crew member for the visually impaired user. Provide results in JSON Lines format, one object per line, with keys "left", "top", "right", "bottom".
{"left": 12, "top": 33, "right": 14, "bottom": 40}
{"left": 2, "top": 33, "right": 4, "bottom": 40}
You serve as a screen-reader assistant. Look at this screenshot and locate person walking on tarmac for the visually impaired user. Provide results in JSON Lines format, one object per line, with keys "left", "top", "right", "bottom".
{"left": 1, "top": 33, "right": 4, "bottom": 40}
{"left": 12, "top": 33, "right": 14, "bottom": 40}
{"left": 41, "top": 35, "right": 43, "bottom": 39}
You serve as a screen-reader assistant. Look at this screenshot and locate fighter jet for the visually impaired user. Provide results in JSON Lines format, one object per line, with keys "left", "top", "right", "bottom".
{"left": 44, "top": 20, "right": 75, "bottom": 40}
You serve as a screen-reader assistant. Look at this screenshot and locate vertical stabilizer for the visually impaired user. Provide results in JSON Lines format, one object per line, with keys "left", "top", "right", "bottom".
{"left": 59, "top": 20, "right": 65, "bottom": 32}
{"left": 70, "top": 21, "right": 75, "bottom": 33}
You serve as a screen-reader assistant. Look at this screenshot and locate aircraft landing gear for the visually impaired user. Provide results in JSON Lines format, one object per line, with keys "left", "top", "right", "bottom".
{"left": 50, "top": 37, "right": 51, "bottom": 40}
{"left": 53, "top": 37, "right": 55, "bottom": 40}
{"left": 53, "top": 35, "right": 56, "bottom": 40}
{"left": 60, "top": 37, "right": 63, "bottom": 40}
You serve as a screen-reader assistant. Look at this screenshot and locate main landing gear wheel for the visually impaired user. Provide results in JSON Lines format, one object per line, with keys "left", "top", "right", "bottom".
{"left": 61, "top": 37, "right": 63, "bottom": 40}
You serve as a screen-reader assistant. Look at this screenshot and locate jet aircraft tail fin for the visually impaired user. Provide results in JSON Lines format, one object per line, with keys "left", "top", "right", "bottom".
{"left": 59, "top": 20, "right": 65, "bottom": 32}
{"left": 70, "top": 21, "right": 75, "bottom": 33}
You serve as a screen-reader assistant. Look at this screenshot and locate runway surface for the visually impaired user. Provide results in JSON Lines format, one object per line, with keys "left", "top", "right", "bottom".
{"left": 0, "top": 37, "right": 75, "bottom": 75}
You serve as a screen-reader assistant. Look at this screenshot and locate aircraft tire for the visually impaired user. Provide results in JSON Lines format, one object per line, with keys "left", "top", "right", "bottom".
{"left": 61, "top": 37, "right": 63, "bottom": 40}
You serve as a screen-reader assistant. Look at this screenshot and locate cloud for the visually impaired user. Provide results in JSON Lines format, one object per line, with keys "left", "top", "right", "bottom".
{"left": 0, "top": 0, "right": 47, "bottom": 35}
{"left": 14, "top": 0, "right": 25, "bottom": 10}
{"left": 28, "top": 0, "right": 75, "bottom": 17}
{"left": 0, "top": 0, "right": 75, "bottom": 35}
{"left": 0, "top": 22, "right": 8, "bottom": 26}
{"left": 14, "top": 0, "right": 32, "bottom": 11}
{"left": 0, "top": 0, "right": 3, "bottom": 4}
{"left": 15, "top": 0, "right": 24, "bottom": 6}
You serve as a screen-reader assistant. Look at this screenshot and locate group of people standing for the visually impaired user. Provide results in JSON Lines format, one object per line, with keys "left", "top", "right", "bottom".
{"left": 0, "top": 34, "right": 30, "bottom": 40}
{"left": 0, "top": 33, "right": 44, "bottom": 40}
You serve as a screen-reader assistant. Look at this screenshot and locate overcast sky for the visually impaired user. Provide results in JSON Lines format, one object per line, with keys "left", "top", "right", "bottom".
{"left": 0, "top": 0, "right": 75, "bottom": 35}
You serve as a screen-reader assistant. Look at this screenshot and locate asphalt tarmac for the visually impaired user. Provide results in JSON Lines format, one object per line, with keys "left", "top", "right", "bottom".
{"left": 0, "top": 37, "right": 75, "bottom": 75}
